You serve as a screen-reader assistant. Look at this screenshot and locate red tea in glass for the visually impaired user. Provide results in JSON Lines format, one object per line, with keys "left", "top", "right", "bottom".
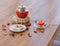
{"left": 36, "top": 20, "right": 45, "bottom": 27}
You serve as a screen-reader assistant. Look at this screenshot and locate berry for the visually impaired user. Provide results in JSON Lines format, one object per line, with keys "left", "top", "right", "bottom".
{"left": 2, "top": 28, "right": 6, "bottom": 31}
{"left": 26, "top": 28, "right": 29, "bottom": 30}
{"left": 34, "top": 31, "right": 37, "bottom": 33}
{"left": 20, "top": 34, "right": 23, "bottom": 36}
{"left": 28, "top": 33, "right": 32, "bottom": 37}
{"left": 26, "top": 23, "right": 31, "bottom": 26}
{"left": 7, "top": 23, "right": 10, "bottom": 26}
{"left": 2, "top": 24, "right": 6, "bottom": 27}
{"left": 11, "top": 34, "right": 15, "bottom": 37}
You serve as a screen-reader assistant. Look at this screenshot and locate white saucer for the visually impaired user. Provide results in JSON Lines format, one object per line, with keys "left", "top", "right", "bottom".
{"left": 34, "top": 23, "right": 49, "bottom": 28}
{"left": 9, "top": 24, "right": 26, "bottom": 32}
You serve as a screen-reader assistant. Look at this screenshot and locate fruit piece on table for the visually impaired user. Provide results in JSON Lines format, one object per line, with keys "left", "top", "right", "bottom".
{"left": 28, "top": 33, "right": 32, "bottom": 37}
{"left": 12, "top": 34, "right": 15, "bottom": 37}
{"left": 7, "top": 23, "right": 10, "bottom": 26}
{"left": 2, "top": 28, "right": 6, "bottom": 31}
{"left": 2, "top": 24, "right": 6, "bottom": 27}
{"left": 26, "top": 23, "right": 31, "bottom": 26}
{"left": 34, "top": 31, "right": 37, "bottom": 33}
{"left": 20, "top": 34, "right": 23, "bottom": 36}
{"left": 4, "top": 34, "right": 7, "bottom": 36}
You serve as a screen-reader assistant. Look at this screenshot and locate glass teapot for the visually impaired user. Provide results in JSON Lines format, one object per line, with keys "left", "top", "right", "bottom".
{"left": 16, "top": 5, "right": 29, "bottom": 18}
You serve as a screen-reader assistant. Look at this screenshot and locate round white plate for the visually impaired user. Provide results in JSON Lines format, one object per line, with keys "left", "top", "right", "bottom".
{"left": 9, "top": 24, "right": 26, "bottom": 32}
{"left": 34, "top": 23, "right": 49, "bottom": 28}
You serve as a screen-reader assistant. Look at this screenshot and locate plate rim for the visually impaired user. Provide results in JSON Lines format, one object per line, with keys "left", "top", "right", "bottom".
{"left": 34, "top": 23, "right": 49, "bottom": 28}
{"left": 9, "top": 24, "right": 26, "bottom": 32}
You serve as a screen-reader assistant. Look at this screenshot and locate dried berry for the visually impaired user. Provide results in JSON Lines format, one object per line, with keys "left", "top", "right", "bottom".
{"left": 26, "top": 28, "right": 29, "bottom": 30}
{"left": 9, "top": 33, "right": 15, "bottom": 37}
{"left": 34, "top": 31, "right": 37, "bottom": 33}
{"left": 4, "top": 34, "right": 7, "bottom": 36}
{"left": 11, "top": 34, "right": 15, "bottom": 37}
{"left": 26, "top": 23, "right": 31, "bottom": 26}
{"left": 20, "top": 34, "right": 23, "bottom": 36}
{"left": 2, "top": 24, "right": 6, "bottom": 27}
{"left": 28, "top": 33, "right": 32, "bottom": 37}
{"left": 7, "top": 23, "right": 10, "bottom": 26}
{"left": 2, "top": 28, "right": 6, "bottom": 31}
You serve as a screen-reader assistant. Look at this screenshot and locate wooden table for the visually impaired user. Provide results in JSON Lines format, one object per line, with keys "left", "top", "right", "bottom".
{"left": 0, "top": 0, "right": 60, "bottom": 46}
{"left": 0, "top": 15, "right": 59, "bottom": 46}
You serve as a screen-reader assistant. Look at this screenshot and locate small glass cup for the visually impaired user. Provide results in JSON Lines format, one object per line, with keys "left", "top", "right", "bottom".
{"left": 36, "top": 20, "right": 45, "bottom": 27}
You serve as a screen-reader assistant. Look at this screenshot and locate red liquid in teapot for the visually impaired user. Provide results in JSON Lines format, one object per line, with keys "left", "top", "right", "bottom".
{"left": 16, "top": 11, "right": 28, "bottom": 18}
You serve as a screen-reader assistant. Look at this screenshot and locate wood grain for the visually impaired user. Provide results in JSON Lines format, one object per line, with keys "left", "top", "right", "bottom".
{"left": 0, "top": 0, "right": 59, "bottom": 46}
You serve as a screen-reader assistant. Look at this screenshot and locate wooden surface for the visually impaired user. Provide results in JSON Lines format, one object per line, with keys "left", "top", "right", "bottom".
{"left": 0, "top": 0, "right": 18, "bottom": 23}
{"left": 48, "top": 25, "right": 60, "bottom": 46}
{"left": 0, "top": 0, "right": 60, "bottom": 46}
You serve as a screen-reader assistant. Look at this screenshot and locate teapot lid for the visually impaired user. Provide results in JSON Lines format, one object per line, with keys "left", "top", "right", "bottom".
{"left": 16, "top": 5, "right": 28, "bottom": 12}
